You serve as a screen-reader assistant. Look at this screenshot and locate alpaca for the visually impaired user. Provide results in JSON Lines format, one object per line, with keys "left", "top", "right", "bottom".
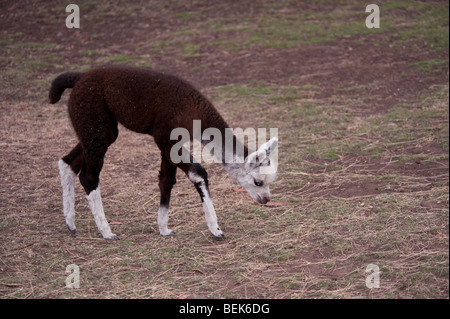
{"left": 50, "top": 67, "right": 279, "bottom": 240}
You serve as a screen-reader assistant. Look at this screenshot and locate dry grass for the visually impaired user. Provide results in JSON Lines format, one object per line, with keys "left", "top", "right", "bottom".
{"left": 0, "top": 0, "right": 448, "bottom": 299}
{"left": 1, "top": 85, "right": 448, "bottom": 299}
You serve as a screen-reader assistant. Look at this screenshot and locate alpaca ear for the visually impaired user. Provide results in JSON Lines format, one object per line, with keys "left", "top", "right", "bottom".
{"left": 259, "top": 137, "right": 278, "bottom": 157}
{"left": 245, "top": 149, "right": 266, "bottom": 171}
{"left": 245, "top": 137, "right": 278, "bottom": 170}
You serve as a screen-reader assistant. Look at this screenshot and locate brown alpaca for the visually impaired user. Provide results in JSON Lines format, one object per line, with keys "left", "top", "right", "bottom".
{"left": 50, "top": 67, "right": 278, "bottom": 239}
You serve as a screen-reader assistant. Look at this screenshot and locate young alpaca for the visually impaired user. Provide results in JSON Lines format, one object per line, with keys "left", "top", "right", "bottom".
{"left": 50, "top": 67, "right": 278, "bottom": 240}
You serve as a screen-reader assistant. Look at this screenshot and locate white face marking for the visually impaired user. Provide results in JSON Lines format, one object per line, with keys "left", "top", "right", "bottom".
{"left": 237, "top": 162, "right": 278, "bottom": 204}
{"left": 236, "top": 137, "right": 279, "bottom": 205}
{"left": 58, "top": 159, "right": 76, "bottom": 232}
{"left": 86, "top": 187, "right": 118, "bottom": 240}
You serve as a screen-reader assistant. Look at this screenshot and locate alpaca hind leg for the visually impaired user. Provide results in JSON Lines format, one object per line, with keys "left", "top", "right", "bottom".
{"left": 79, "top": 143, "right": 118, "bottom": 240}
{"left": 157, "top": 154, "right": 177, "bottom": 236}
{"left": 70, "top": 97, "right": 119, "bottom": 239}
{"left": 58, "top": 159, "right": 77, "bottom": 233}
{"left": 59, "top": 143, "right": 83, "bottom": 234}
{"left": 86, "top": 186, "right": 118, "bottom": 240}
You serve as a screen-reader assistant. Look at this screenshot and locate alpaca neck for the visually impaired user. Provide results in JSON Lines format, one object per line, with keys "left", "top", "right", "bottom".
{"left": 198, "top": 107, "right": 249, "bottom": 181}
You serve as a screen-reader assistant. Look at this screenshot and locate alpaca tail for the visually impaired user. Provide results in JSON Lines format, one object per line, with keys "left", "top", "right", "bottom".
{"left": 49, "top": 72, "right": 82, "bottom": 104}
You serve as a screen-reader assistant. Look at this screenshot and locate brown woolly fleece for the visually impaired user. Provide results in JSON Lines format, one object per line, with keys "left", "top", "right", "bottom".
{"left": 50, "top": 67, "right": 246, "bottom": 195}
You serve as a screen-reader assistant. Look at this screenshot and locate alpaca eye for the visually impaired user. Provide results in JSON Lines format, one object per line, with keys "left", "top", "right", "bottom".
{"left": 254, "top": 179, "right": 263, "bottom": 187}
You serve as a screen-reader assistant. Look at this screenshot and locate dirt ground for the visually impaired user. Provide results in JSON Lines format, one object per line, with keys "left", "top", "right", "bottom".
{"left": 0, "top": 0, "right": 448, "bottom": 299}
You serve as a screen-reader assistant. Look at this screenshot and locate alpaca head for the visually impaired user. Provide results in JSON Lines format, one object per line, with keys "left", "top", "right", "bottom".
{"left": 236, "top": 137, "right": 279, "bottom": 204}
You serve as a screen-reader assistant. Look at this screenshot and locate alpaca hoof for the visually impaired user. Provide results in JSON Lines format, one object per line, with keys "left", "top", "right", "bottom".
{"left": 105, "top": 234, "right": 120, "bottom": 240}
{"left": 211, "top": 228, "right": 224, "bottom": 239}
{"left": 160, "top": 229, "right": 175, "bottom": 236}
{"left": 213, "top": 232, "right": 224, "bottom": 239}
{"left": 67, "top": 225, "right": 76, "bottom": 235}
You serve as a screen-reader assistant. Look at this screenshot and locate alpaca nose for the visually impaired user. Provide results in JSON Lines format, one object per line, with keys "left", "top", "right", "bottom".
{"left": 260, "top": 194, "right": 271, "bottom": 204}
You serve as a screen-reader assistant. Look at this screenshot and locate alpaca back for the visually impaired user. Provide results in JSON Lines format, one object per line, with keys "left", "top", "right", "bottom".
{"left": 69, "top": 67, "right": 226, "bottom": 138}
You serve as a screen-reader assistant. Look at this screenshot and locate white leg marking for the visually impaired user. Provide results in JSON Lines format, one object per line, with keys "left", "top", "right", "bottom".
{"left": 200, "top": 185, "right": 223, "bottom": 238}
{"left": 188, "top": 171, "right": 203, "bottom": 183}
{"left": 158, "top": 205, "right": 175, "bottom": 236}
{"left": 189, "top": 170, "right": 223, "bottom": 238}
{"left": 58, "top": 159, "right": 76, "bottom": 233}
{"left": 86, "top": 186, "right": 118, "bottom": 240}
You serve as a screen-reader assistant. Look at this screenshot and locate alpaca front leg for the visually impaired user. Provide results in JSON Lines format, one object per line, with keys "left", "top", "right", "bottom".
{"left": 201, "top": 189, "right": 223, "bottom": 238}
{"left": 158, "top": 205, "right": 175, "bottom": 236}
{"left": 188, "top": 168, "right": 224, "bottom": 238}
